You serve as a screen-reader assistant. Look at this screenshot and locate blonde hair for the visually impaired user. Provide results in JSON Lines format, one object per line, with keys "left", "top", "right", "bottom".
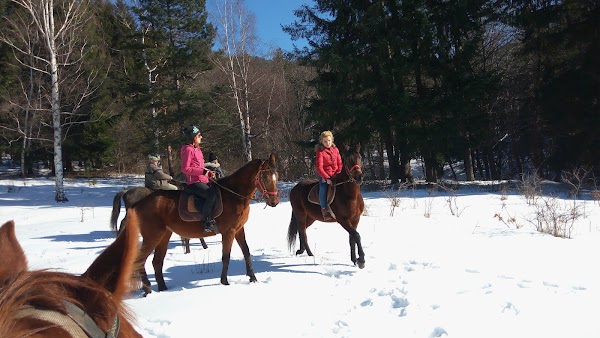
{"left": 319, "top": 130, "right": 334, "bottom": 143}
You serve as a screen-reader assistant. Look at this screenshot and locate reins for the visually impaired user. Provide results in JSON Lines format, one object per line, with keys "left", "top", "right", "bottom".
{"left": 209, "top": 160, "right": 278, "bottom": 204}
{"left": 333, "top": 164, "right": 362, "bottom": 187}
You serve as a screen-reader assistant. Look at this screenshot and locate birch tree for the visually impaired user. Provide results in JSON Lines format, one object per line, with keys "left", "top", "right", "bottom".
{"left": 1, "top": 0, "right": 94, "bottom": 201}
{"left": 210, "top": 0, "right": 257, "bottom": 161}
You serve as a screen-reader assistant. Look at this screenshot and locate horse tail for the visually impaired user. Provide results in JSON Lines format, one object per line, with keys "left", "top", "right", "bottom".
{"left": 110, "top": 190, "right": 126, "bottom": 233}
{"left": 287, "top": 213, "right": 298, "bottom": 252}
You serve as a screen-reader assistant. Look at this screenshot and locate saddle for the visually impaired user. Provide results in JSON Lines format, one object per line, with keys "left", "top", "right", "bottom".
{"left": 306, "top": 178, "right": 336, "bottom": 206}
{"left": 178, "top": 185, "right": 223, "bottom": 222}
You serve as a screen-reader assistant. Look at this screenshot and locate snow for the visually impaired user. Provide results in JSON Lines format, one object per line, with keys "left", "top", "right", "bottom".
{"left": 1, "top": 176, "right": 599, "bottom": 338}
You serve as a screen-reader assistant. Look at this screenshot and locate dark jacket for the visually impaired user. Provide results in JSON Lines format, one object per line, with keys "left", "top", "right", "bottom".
{"left": 205, "top": 161, "right": 224, "bottom": 178}
{"left": 145, "top": 163, "right": 173, "bottom": 189}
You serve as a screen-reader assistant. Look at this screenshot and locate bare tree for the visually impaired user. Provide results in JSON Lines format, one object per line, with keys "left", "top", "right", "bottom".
{"left": 209, "top": 0, "right": 258, "bottom": 162}
{"left": 1, "top": 0, "right": 96, "bottom": 201}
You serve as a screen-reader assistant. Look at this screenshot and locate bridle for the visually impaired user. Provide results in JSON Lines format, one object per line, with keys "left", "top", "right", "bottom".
{"left": 255, "top": 165, "right": 278, "bottom": 200}
{"left": 333, "top": 157, "right": 362, "bottom": 187}
{"left": 15, "top": 300, "right": 119, "bottom": 338}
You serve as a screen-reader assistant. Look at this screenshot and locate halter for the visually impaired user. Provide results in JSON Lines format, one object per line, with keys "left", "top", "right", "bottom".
{"left": 255, "top": 163, "right": 278, "bottom": 199}
{"left": 15, "top": 300, "right": 119, "bottom": 338}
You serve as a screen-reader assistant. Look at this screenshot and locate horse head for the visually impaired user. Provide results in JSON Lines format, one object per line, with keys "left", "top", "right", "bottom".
{"left": 256, "top": 153, "right": 280, "bottom": 207}
{"left": 343, "top": 143, "right": 363, "bottom": 185}
{"left": 0, "top": 219, "right": 143, "bottom": 337}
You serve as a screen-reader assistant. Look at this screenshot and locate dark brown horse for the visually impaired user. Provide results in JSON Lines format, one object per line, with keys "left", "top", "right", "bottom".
{"left": 0, "top": 217, "right": 142, "bottom": 337}
{"left": 125, "top": 154, "right": 280, "bottom": 295}
{"left": 287, "top": 144, "right": 366, "bottom": 268}
{"left": 110, "top": 187, "right": 208, "bottom": 252}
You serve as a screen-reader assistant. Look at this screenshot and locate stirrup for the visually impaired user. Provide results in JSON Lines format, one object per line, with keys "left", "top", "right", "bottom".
{"left": 204, "top": 219, "right": 218, "bottom": 233}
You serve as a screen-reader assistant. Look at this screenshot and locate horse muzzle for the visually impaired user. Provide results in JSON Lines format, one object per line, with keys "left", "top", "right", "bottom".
{"left": 266, "top": 195, "right": 280, "bottom": 207}
{"left": 354, "top": 175, "right": 363, "bottom": 185}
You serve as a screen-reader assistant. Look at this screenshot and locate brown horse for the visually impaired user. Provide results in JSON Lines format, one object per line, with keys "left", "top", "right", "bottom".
{"left": 126, "top": 154, "right": 280, "bottom": 295}
{"left": 0, "top": 217, "right": 142, "bottom": 337}
{"left": 287, "top": 144, "right": 366, "bottom": 268}
{"left": 110, "top": 186, "right": 208, "bottom": 252}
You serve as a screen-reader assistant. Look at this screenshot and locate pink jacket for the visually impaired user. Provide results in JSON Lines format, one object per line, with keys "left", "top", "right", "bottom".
{"left": 315, "top": 144, "right": 342, "bottom": 180}
{"left": 180, "top": 144, "right": 209, "bottom": 184}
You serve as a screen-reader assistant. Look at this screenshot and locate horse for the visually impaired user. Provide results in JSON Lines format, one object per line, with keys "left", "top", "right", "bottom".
{"left": 0, "top": 217, "right": 143, "bottom": 337}
{"left": 110, "top": 187, "right": 208, "bottom": 252}
{"left": 125, "top": 154, "right": 280, "bottom": 295}
{"left": 287, "top": 144, "right": 366, "bottom": 268}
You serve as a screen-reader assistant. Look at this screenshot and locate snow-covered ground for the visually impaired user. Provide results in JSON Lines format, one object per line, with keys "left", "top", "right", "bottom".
{"left": 1, "top": 176, "right": 599, "bottom": 338}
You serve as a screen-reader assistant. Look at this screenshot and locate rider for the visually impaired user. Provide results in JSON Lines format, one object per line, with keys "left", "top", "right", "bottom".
{"left": 145, "top": 155, "right": 178, "bottom": 190}
{"left": 204, "top": 152, "right": 225, "bottom": 178}
{"left": 315, "top": 130, "right": 342, "bottom": 220}
{"left": 180, "top": 125, "right": 218, "bottom": 233}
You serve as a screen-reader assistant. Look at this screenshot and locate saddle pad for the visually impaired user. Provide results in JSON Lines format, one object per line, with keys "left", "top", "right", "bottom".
{"left": 308, "top": 182, "right": 336, "bottom": 206}
{"left": 178, "top": 186, "right": 223, "bottom": 222}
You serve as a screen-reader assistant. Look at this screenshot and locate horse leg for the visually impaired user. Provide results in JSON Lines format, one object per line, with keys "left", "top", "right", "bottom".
{"left": 180, "top": 236, "right": 190, "bottom": 254}
{"left": 341, "top": 222, "right": 365, "bottom": 269}
{"left": 137, "top": 230, "right": 168, "bottom": 296}
{"left": 298, "top": 216, "right": 315, "bottom": 256}
{"left": 220, "top": 231, "right": 235, "bottom": 285}
{"left": 152, "top": 230, "right": 173, "bottom": 291}
{"left": 235, "top": 227, "right": 257, "bottom": 283}
{"left": 349, "top": 235, "right": 357, "bottom": 265}
{"left": 353, "top": 230, "right": 366, "bottom": 269}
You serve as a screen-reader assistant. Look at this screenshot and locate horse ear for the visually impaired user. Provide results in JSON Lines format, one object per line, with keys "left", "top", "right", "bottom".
{"left": 344, "top": 144, "right": 350, "bottom": 152}
{"left": 0, "top": 220, "right": 28, "bottom": 279}
{"left": 269, "top": 153, "right": 277, "bottom": 169}
{"left": 83, "top": 210, "right": 140, "bottom": 299}
{"left": 355, "top": 143, "right": 361, "bottom": 152}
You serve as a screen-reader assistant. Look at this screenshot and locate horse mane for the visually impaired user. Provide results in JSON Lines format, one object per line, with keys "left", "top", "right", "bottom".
{"left": 217, "top": 158, "right": 264, "bottom": 190}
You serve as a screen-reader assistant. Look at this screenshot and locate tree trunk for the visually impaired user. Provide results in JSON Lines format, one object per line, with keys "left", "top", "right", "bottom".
{"left": 377, "top": 140, "right": 385, "bottom": 180}
{"left": 425, "top": 157, "right": 438, "bottom": 183}
{"left": 383, "top": 132, "right": 399, "bottom": 184}
{"left": 49, "top": 13, "right": 67, "bottom": 202}
{"left": 464, "top": 147, "right": 475, "bottom": 181}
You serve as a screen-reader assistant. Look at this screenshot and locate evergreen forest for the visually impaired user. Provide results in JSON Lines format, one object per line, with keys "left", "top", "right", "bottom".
{"left": 1, "top": 0, "right": 598, "bottom": 200}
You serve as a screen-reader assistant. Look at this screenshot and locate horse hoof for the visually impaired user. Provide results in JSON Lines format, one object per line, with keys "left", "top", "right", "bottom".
{"left": 158, "top": 286, "right": 168, "bottom": 292}
{"left": 221, "top": 279, "right": 230, "bottom": 285}
{"left": 249, "top": 277, "right": 258, "bottom": 283}
{"left": 357, "top": 261, "right": 365, "bottom": 269}
{"left": 295, "top": 249, "right": 304, "bottom": 255}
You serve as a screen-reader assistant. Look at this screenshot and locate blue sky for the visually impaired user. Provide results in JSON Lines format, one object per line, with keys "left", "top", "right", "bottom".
{"left": 245, "top": 0, "right": 312, "bottom": 54}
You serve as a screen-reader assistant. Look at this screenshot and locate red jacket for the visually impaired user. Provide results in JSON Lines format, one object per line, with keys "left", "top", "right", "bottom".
{"left": 180, "top": 144, "right": 209, "bottom": 184}
{"left": 315, "top": 144, "right": 342, "bottom": 179}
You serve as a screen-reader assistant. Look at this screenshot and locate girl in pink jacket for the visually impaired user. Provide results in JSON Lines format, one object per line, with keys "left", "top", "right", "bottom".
{"left": 180, "top": 125, "right": 218, "bottom": 232}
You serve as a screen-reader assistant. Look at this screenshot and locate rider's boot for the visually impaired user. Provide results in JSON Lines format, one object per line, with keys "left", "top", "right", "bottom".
{"left": 204, "top": 218, "right": 217, "bottom": 233}
{"left": 321, "top": 208, "right": 333, "bottom": 221}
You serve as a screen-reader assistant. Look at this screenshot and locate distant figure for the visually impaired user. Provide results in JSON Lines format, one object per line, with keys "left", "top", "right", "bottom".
{"left": 204, "top": 152, "right": 225, "bottom": 178}
{"left": 145, "top": 155, "right": 178, "bottom": 190}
